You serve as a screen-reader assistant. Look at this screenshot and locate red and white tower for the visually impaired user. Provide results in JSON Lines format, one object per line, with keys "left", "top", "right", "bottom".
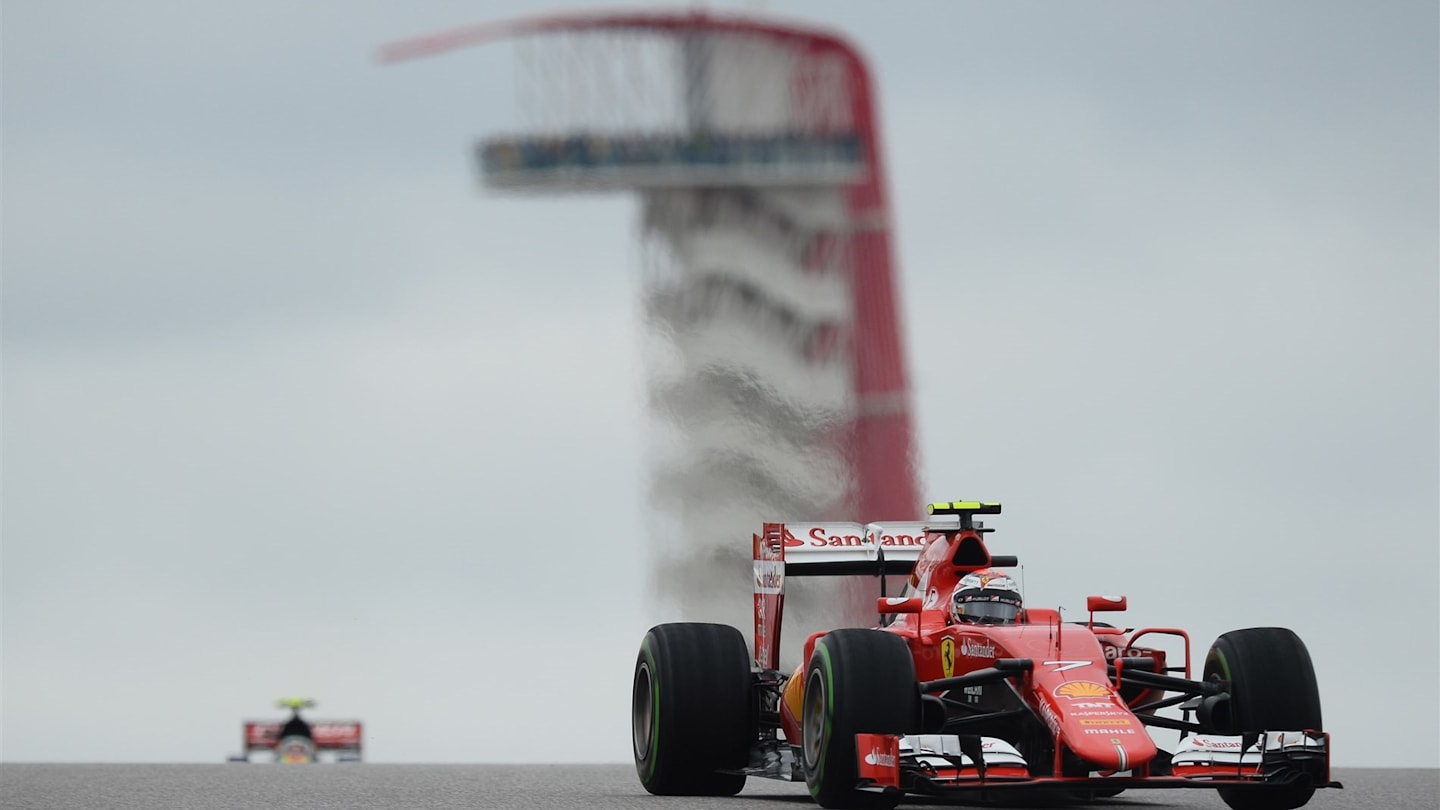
{"left": 382, "top": 10, "right": 919, "bottom": 638}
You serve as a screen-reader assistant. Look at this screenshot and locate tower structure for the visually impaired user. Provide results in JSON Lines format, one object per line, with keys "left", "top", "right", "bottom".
{"left": 381, "top": 10, "right": 919, "bottom": 642}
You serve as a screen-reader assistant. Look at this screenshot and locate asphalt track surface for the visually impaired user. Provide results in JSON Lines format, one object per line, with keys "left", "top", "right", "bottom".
{"left": 1, "top": 765, "right": 1434, "bottom": 810}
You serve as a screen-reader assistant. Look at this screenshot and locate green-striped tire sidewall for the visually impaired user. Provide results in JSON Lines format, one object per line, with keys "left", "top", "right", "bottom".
{"left": 631, "top": 623, "right": 750, "bottom": 797}
{"left": 800, "top": 629, "right": 916, "bottom": 810}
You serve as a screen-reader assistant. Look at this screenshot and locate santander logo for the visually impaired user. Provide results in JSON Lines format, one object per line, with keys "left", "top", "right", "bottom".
{"left": 806, "top": 527, "right": 866, "bottom": 547}
{"left": 778, "top": 524, "right": 931, "bottom": 549}
{"left": 863, "top": 749, "right": 896, "bottom": 768}
{"left": 1193, "top": 737, "right": 1244, "bottom": 749}
{"left": 804, "top": 526, "right": 929, "bottom": 547}
{"left": 960, "top": 638, "right": 996, "bottom": 658}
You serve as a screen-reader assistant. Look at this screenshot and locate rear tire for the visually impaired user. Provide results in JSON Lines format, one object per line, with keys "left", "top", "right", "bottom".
{"left": 1203, "top": 627, "right": 1322, "bottom": 810}
{"left": 632, "top": 622, "right": 751, "bottom": 796}
{"left": 801, "top": 629, "right": 919, "bottom": 809}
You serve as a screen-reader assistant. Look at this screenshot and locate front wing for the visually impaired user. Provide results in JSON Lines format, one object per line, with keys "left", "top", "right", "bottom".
{"left": 848, "top": 731, "right": 1340, "bottom": 798}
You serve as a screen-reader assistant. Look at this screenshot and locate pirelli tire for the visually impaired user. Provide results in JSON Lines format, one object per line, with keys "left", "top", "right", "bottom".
{"left": 802, "top": 629, "right": 919, "bottom": 810}
{"left": 1203, "top": 627, "right": 1324, "bottom": 810}
{"left": 632, "top": 622, "right": 751, "bottom": 796}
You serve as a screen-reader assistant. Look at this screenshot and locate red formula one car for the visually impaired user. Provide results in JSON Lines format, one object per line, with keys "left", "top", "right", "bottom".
{"left": 631, "top": 501, "right": 1340, "bottom": 809}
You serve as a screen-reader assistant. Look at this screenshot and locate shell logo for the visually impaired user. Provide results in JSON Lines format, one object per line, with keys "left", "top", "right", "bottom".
{"left": 1055, "top": 681, "right": 1112, "bottom": 699}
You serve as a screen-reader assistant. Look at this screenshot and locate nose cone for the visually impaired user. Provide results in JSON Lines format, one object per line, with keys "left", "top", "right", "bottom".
{"left": 1039, "top": 678, "right": 1157, "bottom": 771}
{"left": 992, "top": 622, "right": 1159, "bottom": 772}
{"left": 1063, "top": 718, "right": 1157, "bottom": 772}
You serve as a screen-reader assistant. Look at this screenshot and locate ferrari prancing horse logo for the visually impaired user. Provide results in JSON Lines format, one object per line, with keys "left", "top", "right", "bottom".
{"left": 940, "top": 637, "right": 955, "bottom": 678}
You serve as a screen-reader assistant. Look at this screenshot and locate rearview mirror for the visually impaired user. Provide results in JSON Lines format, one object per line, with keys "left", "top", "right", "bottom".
{"left": 1087, "top": 595, "right": 1128, "bottom": 612}
{"left": 1086, "top": 594, "right": 1127, "bottom": 629}
{"left": 876, "top": 596, "right": 923, "bottom": 615}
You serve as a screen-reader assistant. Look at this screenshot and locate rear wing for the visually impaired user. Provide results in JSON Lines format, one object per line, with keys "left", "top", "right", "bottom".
{"left": 752, "top": 520, "right": 947, "bottom": 670}
{"left": 244, "top": 721, "right": 364, "bottom": 755}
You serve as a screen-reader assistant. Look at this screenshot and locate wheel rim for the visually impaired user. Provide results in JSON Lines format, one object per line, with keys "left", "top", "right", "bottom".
{"left": 632, "top": 661, "right": 654, "bottom": 761}
{"left": 802, "top": 668, "right": 826, "bottom": 769}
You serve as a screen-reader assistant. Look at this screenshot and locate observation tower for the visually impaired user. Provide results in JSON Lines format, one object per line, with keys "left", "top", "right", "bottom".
{"left": 381, "top": 10, "right": 919, "bottom": 642}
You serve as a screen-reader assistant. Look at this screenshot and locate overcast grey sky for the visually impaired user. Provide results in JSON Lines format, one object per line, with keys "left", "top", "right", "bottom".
{"left": 3, "top": 0, "right": 1436, "bottom": 768}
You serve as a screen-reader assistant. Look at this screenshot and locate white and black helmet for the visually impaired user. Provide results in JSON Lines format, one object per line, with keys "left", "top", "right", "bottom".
{"left": 950, "top": 569, "right": 1023, "bottom": 625}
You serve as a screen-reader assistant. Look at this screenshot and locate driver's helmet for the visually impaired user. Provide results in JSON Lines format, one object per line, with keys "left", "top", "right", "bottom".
{"left": 950, "top": 569, "right": 1023, "bottom": 625}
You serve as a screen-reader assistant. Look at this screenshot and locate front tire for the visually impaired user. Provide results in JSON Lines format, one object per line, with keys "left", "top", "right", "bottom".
{"left": 1203, "top": 627, "right": 1323, "bottom": 810}
{"left": 802, "top": 629, "right": 918, "bottom": 809}
{"left": 632, "top": 622, "right": 751, "bottom": 796}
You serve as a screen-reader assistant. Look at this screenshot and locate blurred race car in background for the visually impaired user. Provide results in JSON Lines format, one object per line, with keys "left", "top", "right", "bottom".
{"left": 228, "top": 697, "right": 363, "bottom": 763}
{"left": 631, "top": 500, "right": 1340, "bottom": 809}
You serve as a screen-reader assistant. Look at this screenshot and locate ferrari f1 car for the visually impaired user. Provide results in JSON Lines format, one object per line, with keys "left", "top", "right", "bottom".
{"left": 230, "top": 698, "right": 363, "bottom": 763}
{"left": 631, "top": 501, "right": 1339, "bottom": 809}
